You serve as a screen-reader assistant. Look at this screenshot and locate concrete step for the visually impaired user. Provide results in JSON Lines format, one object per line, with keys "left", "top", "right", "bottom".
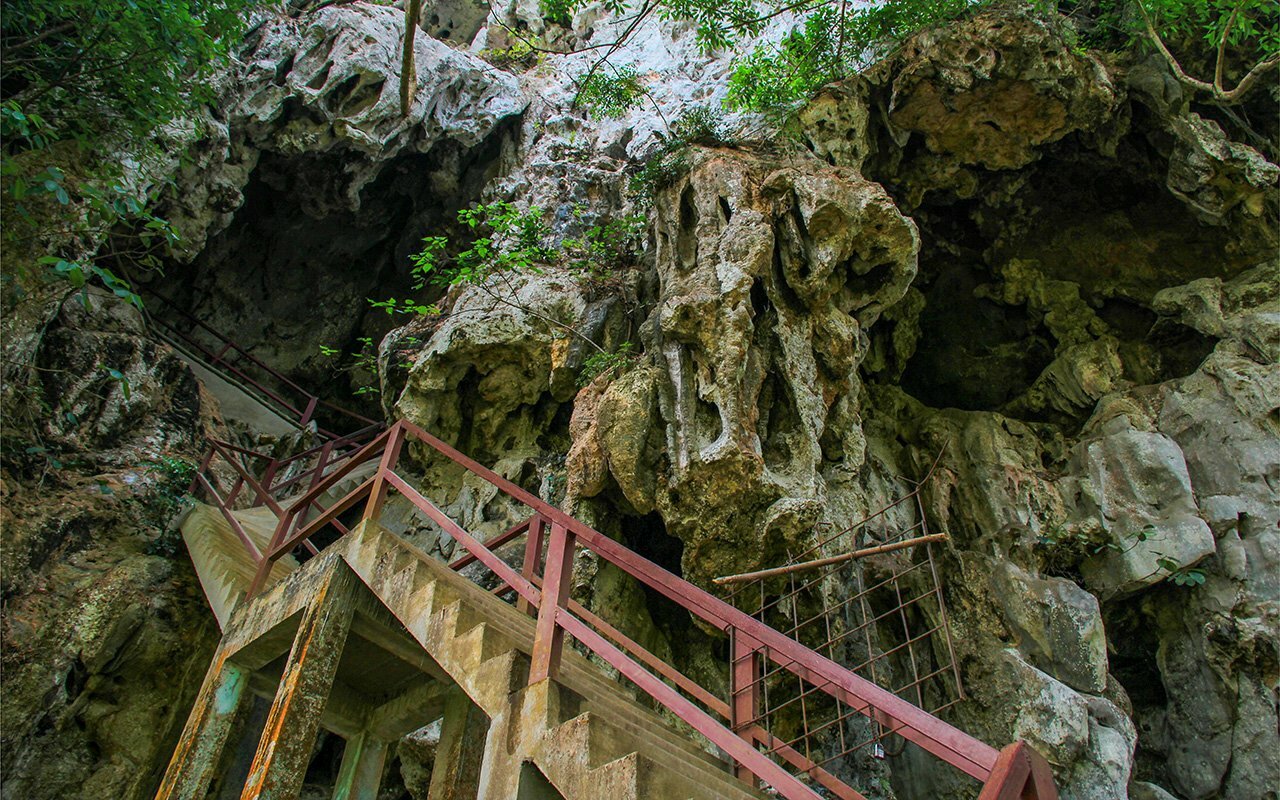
{"left": 355, "top": 527, "right": 767, "bottom": 800}
{"left": 181, "top": 503, "right": 296, "bottom": 628}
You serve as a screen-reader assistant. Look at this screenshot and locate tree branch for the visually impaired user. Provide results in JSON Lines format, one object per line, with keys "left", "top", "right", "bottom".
{"left": 1214, "top": 4, "right": 1241, "bottom": 94}
{"left": 400, "top": 0, "right": 424, "bottom": 116}
{"left": 1135, "top": 0, "right": 1277, "bottom": 105}
{"left": 1218, "top": 51, "right": 1280, "bottom": 103}
{"left": 5, "top": 21, "right": 78, "bottom": 54}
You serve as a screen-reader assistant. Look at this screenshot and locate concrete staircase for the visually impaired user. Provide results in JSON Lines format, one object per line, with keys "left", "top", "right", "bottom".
{"left": 179, "top": 510, "right": 768, "bottom": 800}
{"left": 345, "top": 523, "right": 766, "bottom": 800}
{"left": 180, "top": 504, "right": 296, "bottom": 627}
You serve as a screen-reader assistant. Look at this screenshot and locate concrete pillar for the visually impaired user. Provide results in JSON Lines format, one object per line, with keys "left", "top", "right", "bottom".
{"left": 427, "top": 687, "right": 490, "bottom": 800}
{"left": 240, "top": 566, "right": 357, "bottom": 800}
{"left": 155, "top": 648, "right": 249, "bottom": 800}
{"left": 331, "top": 731, "right": 389, "bottom": 800}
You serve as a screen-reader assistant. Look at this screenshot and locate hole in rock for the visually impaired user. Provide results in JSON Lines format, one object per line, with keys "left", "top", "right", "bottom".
{"left": 899, "top": 261, "right": 1054, "bottom": 411}
{"left": 1096, "top": 297, "right": 1157, "bottom": 340}
{"left": 146, "top": 116, "right": 518, "bottom": 425}
{"left": 1146, "top": 319, "right": 1217, "bottom": 379}
{"left": 694, "top": 395, "right": 723, "bottom": 446}
{"left": 758, "top": 372, "right": 800, "bottom": 472}
{"left": 749, "top": 277, "right": 769, "bottom": 319}
{"left": 989, "top": 153, "right": 1263, "bottom": 295}
{"left": 273, "top": 54, "right": 294, "bottom": 86}
{"left": 306, "top": 60, "right": 333, "bottom": 90}
{"left": 676, "top": 186, "right": 699, "bottom": 270}
{"left": 619, "top": 513, "right": 700, "bottom": 657}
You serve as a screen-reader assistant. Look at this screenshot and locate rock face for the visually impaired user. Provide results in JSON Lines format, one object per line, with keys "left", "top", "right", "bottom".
{"left": 7, "top": 3, "right": 1278, "bottom": 800}
{"left": 1, "top": 292, "right": 222, "bottom": 800}
{"left": 148, "top": 2, "right": 527, "bottom": 413}
{"left": 378, "top": 7, "right": 1277, "bottom": 799}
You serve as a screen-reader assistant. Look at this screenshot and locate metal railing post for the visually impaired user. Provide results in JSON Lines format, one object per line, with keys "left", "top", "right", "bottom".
{"left": 518, "top": 515, "right": 546, "bottom": 616}
{"left": 362, "top": 423, "right": 406, "bottom": 525}
{"left": 977, "top": 742, "right": 1058, "bottom": 800}
{"left": 300, "top": 396, "right": 319, "bottom": 428}
{"left": 530, "top": 522, "right": 575, "bottom": 684}
{"left": 191, "top": 446, "right": 214, "bottom": 495}
{"left": 730, "top": 628, "right": 762, "bottom": 787}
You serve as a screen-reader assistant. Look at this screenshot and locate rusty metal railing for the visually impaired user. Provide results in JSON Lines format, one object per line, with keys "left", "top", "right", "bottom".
{"left": 142, "top": 288, "right": 380, "bottom": 438}
{"left": 712, "top": 452, "right": 965, "bottom": 795}
{"left": 194, "top": 421, "right": 1056, "bottom": 800}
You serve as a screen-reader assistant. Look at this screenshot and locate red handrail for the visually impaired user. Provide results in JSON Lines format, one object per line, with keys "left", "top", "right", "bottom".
{"left": 196, "top": 420, "right": 1056, "bottom": 799}
{"left": 141, "top": 288, "right": 379, "bottom": 438}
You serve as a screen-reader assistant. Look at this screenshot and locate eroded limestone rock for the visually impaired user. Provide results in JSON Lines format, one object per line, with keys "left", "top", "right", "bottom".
{"left": 640, "top": 149, "right": 917, "bottom": 584}
{"left": 165, "top": 3, "right": 526, "bottom": 258}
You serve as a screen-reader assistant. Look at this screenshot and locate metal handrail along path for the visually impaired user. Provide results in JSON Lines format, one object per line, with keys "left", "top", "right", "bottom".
{"left": 194, "top": 420, "right": 1057, "bottom": 800}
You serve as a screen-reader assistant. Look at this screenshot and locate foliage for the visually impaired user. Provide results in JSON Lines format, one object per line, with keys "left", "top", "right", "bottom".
{"left": 726, "top": 0, "right": 981, "bottom": 114}
{"left": 577, "top": 65, "right": 648, "bottom": 118}
{"left": 629, "top": 106, "right": 733, "bottom": 201}
{"left": 537, "top": 0, "right": 1276, "bottom": 121}
{"left": 480, "top": 37, "right": 541, "bottom": 69}
{"left": 1038, "top": 520, "right": 1208, "bottom": 589}
{"left": 398, "top": 201, "right": 647, "bottom": 365}
{"left": 1156, "top": 556, "right": 1207, "bottom": 586}
{"left": 1121, "top": 0, "right": 1279, "bottom": 103}
{"left": 2, "top": 0, "right": 259, "bottom": 304}
{"left": 413, "top": 202, "right": 556, "bottom": 288}
{"left": 144, "top": 455, "right": 197, "bottom": 514}
{"left": 320, "top": 337, "right": 383, "bottom": 397}
{"left": 562, "top": 205, "right": 646, "bottom": 277}
{"left": 368, "top": 297, "right": 441, "bottom": 317}
{"left": 2, "top": 0, "right": 259, "bottom": 143}
{"left": 139, "top": 454, "right": 196, "bottom": 556}
{"left": 578, "top": 341, "right": 639, "bottom": 386}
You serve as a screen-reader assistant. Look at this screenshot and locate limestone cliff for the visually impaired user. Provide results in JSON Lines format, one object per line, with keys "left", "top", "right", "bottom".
{"left": 2, "top": 3, "right": 1276, "bottom": 799}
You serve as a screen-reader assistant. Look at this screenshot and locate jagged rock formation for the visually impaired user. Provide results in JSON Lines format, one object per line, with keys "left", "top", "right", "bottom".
{"left": 374, "top": 8, "right": 1278, "bottom": 799}
{"left": 4, "top": 3, "right": 1276, "bottom": 799}
{"left": 148, "top": 2, "right": 527, "bottom": 406}
{"left": 1, "top": 292, "right": 222, "bottom": 799}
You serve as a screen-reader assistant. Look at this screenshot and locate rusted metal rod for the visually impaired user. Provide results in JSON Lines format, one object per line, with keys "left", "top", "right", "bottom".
{"left": 713, "top": 534, "right": 950, "bottom": 585}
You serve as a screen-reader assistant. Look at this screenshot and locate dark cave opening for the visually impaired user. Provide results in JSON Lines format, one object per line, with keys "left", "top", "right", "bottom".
{"left": 144, "top": 117, "right": 519, "bottom": 427}
{"left": 619, "top": 512, "right": 699, "bottom": 649}
{"left": 873, "top": 137, "right": 1246, "bottom": 421}
{"left": 899, "top": 260, "right": 1055, "bottom": 411}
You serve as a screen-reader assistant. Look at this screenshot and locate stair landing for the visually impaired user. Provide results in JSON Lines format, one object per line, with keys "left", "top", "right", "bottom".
{"left": 173, "top": 514, "right": 767, "bottom": 800}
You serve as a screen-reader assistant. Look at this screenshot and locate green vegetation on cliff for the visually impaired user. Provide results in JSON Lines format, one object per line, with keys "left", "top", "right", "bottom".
{"left": 1, "top": 0, "right": 261, "bottom": 296}
{"left": 551, "top": 0, "right": 1279, "bottom": 117}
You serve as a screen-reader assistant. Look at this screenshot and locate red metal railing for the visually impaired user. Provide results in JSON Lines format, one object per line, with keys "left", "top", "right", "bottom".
{"left": 142, "top": 289, "right": 380, "bottom": 438}
{"left": 190, "top": 424, "right": 384, "bottom": 559}
{"left": 710, "top": 453, "right": 965, "bottom": 793}
{"left": 198, "top": 420, "right": 1056, "bottom": 800}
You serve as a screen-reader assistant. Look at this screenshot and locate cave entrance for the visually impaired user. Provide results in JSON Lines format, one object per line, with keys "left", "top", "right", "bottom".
{"left": 872, "top": 143, "right": 1242, "bottom": 422}
{"left": 144, "top": 119, "right": 517, "bottom": 423}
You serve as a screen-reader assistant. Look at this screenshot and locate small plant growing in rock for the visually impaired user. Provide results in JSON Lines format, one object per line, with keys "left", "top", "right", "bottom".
{"left": 1157, "top": 557, "right": 1207, "bottom": 586}
{"left": 402, "top": 201, "right": 643, "bottom": 359}
{"left": 1037, "top": 520, "right": 1156, "bottom": 576}
{"left": 140, "top": 454, "right": 196, "bottom": 556}
{"left": 319, "top": 337, "right": 382, "bottom": 397}
{"left": 562, "top": 205, "right": 646, "bottom": 278}
{"left": 367, "top": 297, "right": 441, "bottom": 317}
{"left": 578, "top": 341, "right": 638, "bottom": 386}
{"left": 479, "top": 38, "right": 540, "bottom": 69}
{"left": 630, "top": 106, "right": 734, "bottom": 202}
